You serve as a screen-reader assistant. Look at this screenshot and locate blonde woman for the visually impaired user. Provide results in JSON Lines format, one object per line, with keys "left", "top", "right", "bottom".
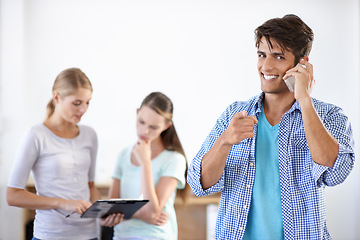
{"left": 109, "top": 92, "right": 189, "bottom": 240}
{"left": 7, "top": 68, "right": 122, "bottom": 240}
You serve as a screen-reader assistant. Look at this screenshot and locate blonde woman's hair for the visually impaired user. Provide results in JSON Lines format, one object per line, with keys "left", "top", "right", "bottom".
{"left": 46, "top": 68, "right": 92, "bottom": 119}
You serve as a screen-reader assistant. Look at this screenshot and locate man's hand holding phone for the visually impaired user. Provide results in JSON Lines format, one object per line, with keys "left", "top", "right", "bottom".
{"left": 283, "top": 59, "right": 315, "bottom": 101}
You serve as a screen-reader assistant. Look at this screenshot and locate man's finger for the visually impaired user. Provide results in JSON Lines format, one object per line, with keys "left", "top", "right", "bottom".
{"left": 249, "top": 115, "right": 258, "bottom": 124}
{"left": 238, "top": 111, "right": 248, "bottom": 118}
{"left": 235, "top": 111, "right": 258, "bottom": 124}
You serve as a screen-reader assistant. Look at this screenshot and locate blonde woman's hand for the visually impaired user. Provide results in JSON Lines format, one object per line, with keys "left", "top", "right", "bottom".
{"left": 59, "top": 199, "right": 92, "bottom": 215}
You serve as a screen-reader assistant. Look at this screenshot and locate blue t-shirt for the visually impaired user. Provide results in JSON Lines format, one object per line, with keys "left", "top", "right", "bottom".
{"left": 243, "top": 106, "right": 284, "bottom": 239}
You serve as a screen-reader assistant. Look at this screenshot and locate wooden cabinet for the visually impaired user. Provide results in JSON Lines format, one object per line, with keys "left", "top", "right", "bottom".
{"left": 24, "top": 184, "right": 220, "bottom": 240}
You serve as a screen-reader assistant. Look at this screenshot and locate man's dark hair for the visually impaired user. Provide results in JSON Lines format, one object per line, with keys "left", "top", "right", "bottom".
{"left": 255, "top": 14, "right": 314, "bottom": 65}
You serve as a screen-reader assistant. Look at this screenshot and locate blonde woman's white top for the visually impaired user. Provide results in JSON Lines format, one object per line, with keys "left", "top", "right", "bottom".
{"left": 8, "top": 124, "right": 99, "bottom": 240}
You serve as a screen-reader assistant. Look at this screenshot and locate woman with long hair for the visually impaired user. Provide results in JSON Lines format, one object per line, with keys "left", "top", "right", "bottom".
{"left": 109, "top": 92, "right": 189, "bottom": 240}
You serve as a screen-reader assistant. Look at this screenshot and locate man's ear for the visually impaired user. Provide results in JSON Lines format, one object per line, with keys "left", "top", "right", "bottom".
{"left": 301, "top": 56, "right": 309, "bottom": 62}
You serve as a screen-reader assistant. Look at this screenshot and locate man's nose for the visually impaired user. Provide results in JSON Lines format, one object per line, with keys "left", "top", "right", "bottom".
{"left": 262, "top": 57, "right": 275, "bottom": 70}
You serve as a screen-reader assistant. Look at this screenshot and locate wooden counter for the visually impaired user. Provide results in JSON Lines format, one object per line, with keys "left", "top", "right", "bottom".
{"left": 24, "top": 183, "right": 220, "bottom": 240}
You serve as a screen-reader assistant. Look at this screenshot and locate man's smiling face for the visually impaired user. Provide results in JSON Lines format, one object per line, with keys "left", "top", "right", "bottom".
{"left": 257, "top": 36, "right": 296, "bottom": 95}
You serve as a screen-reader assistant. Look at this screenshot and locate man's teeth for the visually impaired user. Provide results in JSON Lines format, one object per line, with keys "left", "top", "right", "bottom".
{"left": 264, "top": 75, "right": 277, "bottom": 80}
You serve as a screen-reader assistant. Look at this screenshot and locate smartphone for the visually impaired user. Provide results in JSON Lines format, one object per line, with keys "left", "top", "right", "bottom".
{"left": 284, "top": 76, "right": 295, "bottom": 92}
{"left": 284, "top": 63, "right": 306, "bottom": 92}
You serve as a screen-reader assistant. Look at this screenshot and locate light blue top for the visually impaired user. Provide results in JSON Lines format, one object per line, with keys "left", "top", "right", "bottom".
{"left": 243, "top": 105, "right": 284, "bottom": 239}
{"left": 187, "top": 93, "right": 355, "bottom": 239}
{"left": 112, "top": 145, "right": 187, "bottom": 240}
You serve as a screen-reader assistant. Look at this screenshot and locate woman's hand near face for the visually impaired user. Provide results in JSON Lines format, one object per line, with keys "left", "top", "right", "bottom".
{"left": 132, "top": 139, "right": 152, "bottom": 166}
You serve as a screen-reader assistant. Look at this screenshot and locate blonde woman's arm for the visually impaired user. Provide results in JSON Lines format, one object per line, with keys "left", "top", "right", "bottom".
{"left": 6, "top": 186, "right": 91, "bottom": 214}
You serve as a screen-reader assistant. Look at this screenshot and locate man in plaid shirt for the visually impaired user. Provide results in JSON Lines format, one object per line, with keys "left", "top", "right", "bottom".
{"left": 187, "top": 14, "right": 354, "bottom": 240}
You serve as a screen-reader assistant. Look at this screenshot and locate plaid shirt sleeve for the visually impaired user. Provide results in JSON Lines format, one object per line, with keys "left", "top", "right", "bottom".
{"left": 312, "top": 99, "right": 355, "bottom": 187}
{"left": 187, "top": 106, "right": 231, "bottom": 197}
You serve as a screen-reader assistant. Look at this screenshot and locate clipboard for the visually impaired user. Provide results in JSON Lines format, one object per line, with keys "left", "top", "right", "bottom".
{"left": 81, "top": 199, "right": 149, "bottom": 219}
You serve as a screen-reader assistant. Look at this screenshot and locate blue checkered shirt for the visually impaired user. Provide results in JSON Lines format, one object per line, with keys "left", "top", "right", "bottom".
{"left": 187, "top": 93, "right": 355, "bottom": 240}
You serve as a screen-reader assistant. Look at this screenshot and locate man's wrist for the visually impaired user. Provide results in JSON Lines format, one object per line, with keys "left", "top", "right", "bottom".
{"left": 218, "top": 131, "right": 234, "bottom": 148}
{"left": 297, "top": 95, "right": 312, "bottom": 108}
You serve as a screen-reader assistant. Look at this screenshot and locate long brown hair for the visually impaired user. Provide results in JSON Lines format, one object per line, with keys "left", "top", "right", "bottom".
{"left": 140, "top": 92, "right": 190, "bottom": 202}
{"left": 45, "top": 68, "right": 92, "bottom": 119}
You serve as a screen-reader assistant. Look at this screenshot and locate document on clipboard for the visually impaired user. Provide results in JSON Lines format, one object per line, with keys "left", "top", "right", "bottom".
{"left": 81, "top": 199, "right": 149, "bottom": 219}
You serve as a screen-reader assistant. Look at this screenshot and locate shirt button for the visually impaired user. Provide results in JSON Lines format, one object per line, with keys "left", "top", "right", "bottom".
{"left": 243, "top": 205, "right": 247, "bottom": 209}
{"left": 249, "top": 163, "right": 254, "bottom": 166}
{"left": 239, "top": 227, "right": 244, "bottom": 231}
{"left": 246, "top": 184, "right": 251, "bottom": 188}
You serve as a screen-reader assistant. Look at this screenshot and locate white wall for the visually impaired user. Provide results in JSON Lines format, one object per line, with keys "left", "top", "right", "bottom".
{"left": 0, "top": 0, "right": 26, "bottom": 238}
{"left": 0, "top": 0, "right": 359, "bottom": 239}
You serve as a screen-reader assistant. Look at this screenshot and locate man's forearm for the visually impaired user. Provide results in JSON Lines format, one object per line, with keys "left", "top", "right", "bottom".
{"left": 299, "top": 97, "right": 339, "bottom": 168}
{"left": 200, "top": 134, "right": 232, "bottom": 189}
